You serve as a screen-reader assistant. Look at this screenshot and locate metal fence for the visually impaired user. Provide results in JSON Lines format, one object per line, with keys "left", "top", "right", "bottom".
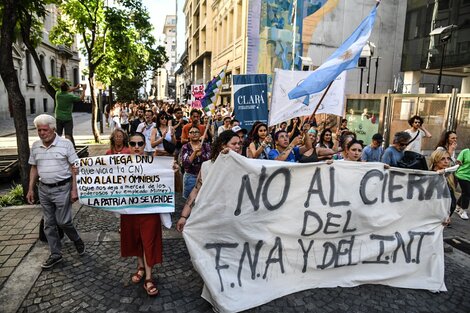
{"left": 345, "top": 90, "right": 470, "bottom": 156}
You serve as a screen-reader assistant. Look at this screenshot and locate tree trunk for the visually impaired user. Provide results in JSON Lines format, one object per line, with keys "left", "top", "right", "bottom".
{"left": 0, "top": 0, "right": 31, "bottom": 197}
{"left": 88, "top": 75, "right": 100, "bottom": 142}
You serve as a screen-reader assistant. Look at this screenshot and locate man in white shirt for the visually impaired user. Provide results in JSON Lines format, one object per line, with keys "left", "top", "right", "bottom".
{"left": 404, "top": 115, "right": 432, "bottom": 153}
{"left": 136, "top": 110, "right": 156, "bottom": 155}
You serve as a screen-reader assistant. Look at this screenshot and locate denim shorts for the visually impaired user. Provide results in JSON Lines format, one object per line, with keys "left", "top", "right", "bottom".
{"left": 183, "top": 172, "right": 197, "bottom": 199}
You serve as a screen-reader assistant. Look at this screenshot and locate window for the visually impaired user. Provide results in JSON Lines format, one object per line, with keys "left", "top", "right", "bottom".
{"left": 26, "top": 51, "right": 33, "bottom": 83}
{"left": 43, "top": 98, "right": 48, "bottom": 112}
{"left": 73, "top": 68, "right": 79, "bottom": 86}
{"left": 60, "top": 64, "right": 66, "bottom": 79}
{"left": 50, "top": 59, "right": 56, "bottom": 77}
{"left": 30, "top": 98, "right": 36, "bottom": 114}
{"left": 40, "top": 55, "right": 45, "bottom": 73}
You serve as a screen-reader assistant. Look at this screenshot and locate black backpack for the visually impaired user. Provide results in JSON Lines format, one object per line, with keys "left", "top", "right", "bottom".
{"left": 397, "top": 151, "right": 428, "bottom": 170}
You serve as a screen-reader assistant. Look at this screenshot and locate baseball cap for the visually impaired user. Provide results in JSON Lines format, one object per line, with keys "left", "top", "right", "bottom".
{"left": 372, "top": 133, "right": 383, "bottom": 142}
{"left": 232, "top": 125, "right": 248, "bottom": 134}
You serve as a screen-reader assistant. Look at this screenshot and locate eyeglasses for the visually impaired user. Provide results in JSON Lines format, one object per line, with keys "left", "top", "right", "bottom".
{"left": 413, "top": 121, "right": 422, "bottom": 125}
{"left": 160, "top": 116, "right": 168, "bottom": 120}
{"left": 129, "top": 141, "right": 145, "bottom": 147}
{"left": 189, "top": 131, "right": 200, "bottom": 134}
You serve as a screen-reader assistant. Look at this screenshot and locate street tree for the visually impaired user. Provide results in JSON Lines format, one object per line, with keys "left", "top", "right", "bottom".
{"left": 0, "top": 0, "right": 55, "bottom": 196}
{"left": 50, "top": 0, "right": 167, "bottom": 142}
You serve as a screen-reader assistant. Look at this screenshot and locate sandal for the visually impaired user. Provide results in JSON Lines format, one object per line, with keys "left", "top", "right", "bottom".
{"left": 131, "top": 267, "right": 145, "bottom": 284}
{"left": 143, "top": 279, "right": 159, "bottom": 296}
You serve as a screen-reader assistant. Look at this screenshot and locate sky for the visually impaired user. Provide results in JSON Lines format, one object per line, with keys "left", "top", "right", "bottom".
{"left": 141, "top": 0, "right": 177, "bottom": 43}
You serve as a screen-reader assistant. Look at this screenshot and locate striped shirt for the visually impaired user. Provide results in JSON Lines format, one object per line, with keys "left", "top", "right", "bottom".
{"left": 29, "top": 134, "right": 78, "bottom": 184}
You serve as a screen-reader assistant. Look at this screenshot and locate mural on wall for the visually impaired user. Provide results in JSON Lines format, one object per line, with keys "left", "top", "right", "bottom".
{"left": 247, "top": 0, "right": 339, "bottom": 87}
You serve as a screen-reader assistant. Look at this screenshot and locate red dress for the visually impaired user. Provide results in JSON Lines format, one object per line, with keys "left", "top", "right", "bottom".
{"left": 120, "top": 214, "right": 163, "bottom": 266}
{"left": 106, "top": 147, "right": 131, "bottom": 155}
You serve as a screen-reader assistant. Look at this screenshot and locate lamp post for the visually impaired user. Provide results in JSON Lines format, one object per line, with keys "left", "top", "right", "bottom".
{"left": 429, "top": 25, "right": 458, "bottom": 94}
{"left": 359, "top": 41, "right": 374, "bottom": 93}
{"left": 365, "top": 41, "right": 375, "bottom": 93}
{"left": 372, "top": 56, "right": 381, "bottom": 94}
{"left": 436, "top": 34, "right": 451, "bottom": 93}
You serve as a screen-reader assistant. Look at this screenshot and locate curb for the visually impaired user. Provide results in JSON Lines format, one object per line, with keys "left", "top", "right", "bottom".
{"left": 1, "top": 204, "right": 41, "bottom": 210}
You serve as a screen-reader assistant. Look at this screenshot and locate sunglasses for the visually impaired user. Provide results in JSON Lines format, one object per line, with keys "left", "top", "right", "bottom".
{"left": 189, "top": 131, "right": 200, "bottom": 134}
{"left": 129, "top": 141, "right": 145, "bottom": 147}
{"left": 399, "top": 142, "right": 408, "bottom": 147}
{"left": 160, "top": 116, "right": 168, "bottom": 120}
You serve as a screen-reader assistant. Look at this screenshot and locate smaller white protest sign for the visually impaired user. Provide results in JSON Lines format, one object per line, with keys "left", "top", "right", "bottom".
{"left": 76, "top": 155, "right": 174, "bottom": 214}
{"left": 269, "top": 69, "right": 346, "bottom": 126}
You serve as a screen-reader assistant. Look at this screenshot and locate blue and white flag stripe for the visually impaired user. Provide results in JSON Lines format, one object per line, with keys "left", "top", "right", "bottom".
{"left": 288, "top": 2, "right": 379, "bottom": 101}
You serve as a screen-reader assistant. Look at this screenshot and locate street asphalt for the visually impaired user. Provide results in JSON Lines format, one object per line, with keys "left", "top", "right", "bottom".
{"left": 0, "top": 113, "right": 469, "bottom": 312}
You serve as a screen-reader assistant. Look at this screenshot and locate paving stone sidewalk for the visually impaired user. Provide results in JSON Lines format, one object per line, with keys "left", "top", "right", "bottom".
{"left": 0, "top": 207, "right": 42, "bottom": 289}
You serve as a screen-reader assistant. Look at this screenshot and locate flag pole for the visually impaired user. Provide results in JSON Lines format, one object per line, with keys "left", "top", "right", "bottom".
{"left": 308, "top": 80, "right": 334, "bottom": 121}
{"left": 291, "top": 0, "right": 297, "bottom": 71}
{"left": 201, "top": 60, "right": 230, "bottom": 145}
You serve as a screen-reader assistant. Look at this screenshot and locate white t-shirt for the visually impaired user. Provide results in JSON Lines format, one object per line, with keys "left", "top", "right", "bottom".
{"left": 405, "top": 129, "right": 425, "bottom": 153}
{"left": 137, "top": 122, "right": 156, "bottom": 153}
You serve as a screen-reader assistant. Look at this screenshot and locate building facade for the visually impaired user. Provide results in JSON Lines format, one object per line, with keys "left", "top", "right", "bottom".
{"left": 0, "top": 4, "right": 81, "bottom": 120}
{"left": 182, "top": 0, "right": 408, "bottom": 107}
{"left": 401, "top": 0, "right": 470, "bottom": 93}
{"left": 184, "top": 0, "right": 214, "bottom": 88}
{"left": 152, "top": 15, "right": 178, "bottom": 101}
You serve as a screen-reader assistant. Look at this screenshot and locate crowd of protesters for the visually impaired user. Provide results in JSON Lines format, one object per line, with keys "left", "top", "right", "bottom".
{"left": 29, "top": 99, "right": 469, "bottom": 298}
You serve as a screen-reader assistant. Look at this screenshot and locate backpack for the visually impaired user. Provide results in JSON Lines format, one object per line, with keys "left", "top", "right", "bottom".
{"left": 397, "top": 151, "right": 428, "bottom": 170}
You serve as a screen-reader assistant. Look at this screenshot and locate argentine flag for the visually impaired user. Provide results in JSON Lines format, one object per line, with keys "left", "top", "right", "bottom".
{"left": 288, "top": 2, "right": 379, "bottom": 103}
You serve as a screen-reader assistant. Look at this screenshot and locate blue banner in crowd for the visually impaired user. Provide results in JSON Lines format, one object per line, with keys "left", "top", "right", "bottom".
{"left": 232, "top": 74, "right": 268, "bottom": 131}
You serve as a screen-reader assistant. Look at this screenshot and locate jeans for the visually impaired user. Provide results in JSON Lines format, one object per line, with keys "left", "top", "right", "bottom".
{"left": 183, "top": 172, "right": 197, "bottom": 199}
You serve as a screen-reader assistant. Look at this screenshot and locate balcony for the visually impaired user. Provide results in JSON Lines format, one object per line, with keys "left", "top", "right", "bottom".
{"left": 57, "top": 45, "right": 74, "bottom": 58}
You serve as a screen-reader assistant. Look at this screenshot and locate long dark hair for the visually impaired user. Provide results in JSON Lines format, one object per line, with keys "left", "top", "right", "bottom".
{"left": 211, "top": 130, "right": 238, "bottom": 161}
{"left": 252, "top": 123, "right": 268, "bottom": 143}
{"left": 155, "top": 111, "right": 169, "bottom": 128}
{"left": 435, "top": 130, "right": 456, "bottom": 150}
{"left": 319, "top": 128, "right": 333, "bottom": 148}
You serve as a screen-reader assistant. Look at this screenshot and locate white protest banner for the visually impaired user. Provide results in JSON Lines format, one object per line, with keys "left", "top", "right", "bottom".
{"left": 76, "top": 155, "right": 174, "bottom": 214}
{"left": 269, "top": 69, "right": 346, "bottom": 126}
{"left": 183, "top": 152, "right": 449, "bottom": 313}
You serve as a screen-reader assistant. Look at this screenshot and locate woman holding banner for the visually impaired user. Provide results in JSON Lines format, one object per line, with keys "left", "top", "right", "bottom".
{"left": 120, "top": 132, "right": 162, "bottom": 296}
{"left": 430, "top": 148, "right": 458, "bottom": 220}
{"left": 343, "top": 139, "right": 364, "bottom": 162}
{"left": 176, "top": 130, "right": 241, "bottom": 232}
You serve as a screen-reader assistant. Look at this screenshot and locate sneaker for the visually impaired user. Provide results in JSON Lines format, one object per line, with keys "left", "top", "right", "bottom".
{"left": 74, "top": 238, "right": 86, "bottom": 256}
{"left": 456, "top": 208, "right": 469, "bottom": 220}
{"left": 41, "top": 255, "right": 63, "bottom": 269}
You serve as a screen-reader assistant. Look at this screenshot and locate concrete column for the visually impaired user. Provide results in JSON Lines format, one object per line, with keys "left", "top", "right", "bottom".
{"left": 461, "top": 76, "right": 470, "bottom": 94}
{"left": 403, "top": 71, "right": 422, "bottom": 94}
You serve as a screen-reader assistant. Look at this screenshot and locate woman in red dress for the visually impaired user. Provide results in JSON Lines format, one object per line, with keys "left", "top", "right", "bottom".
{"left": 120, "top": 132, "right": 162, "bottom": 296}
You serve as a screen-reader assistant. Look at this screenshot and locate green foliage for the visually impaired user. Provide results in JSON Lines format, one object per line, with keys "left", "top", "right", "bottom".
{"left": 0, "top": 184, "right": 25, "bottom": 207}
{"left": 50, "top": 0, "right": 168, "bottom": 98}
{"left": 48, "top": 76, "right": 71, "bottom": 90}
